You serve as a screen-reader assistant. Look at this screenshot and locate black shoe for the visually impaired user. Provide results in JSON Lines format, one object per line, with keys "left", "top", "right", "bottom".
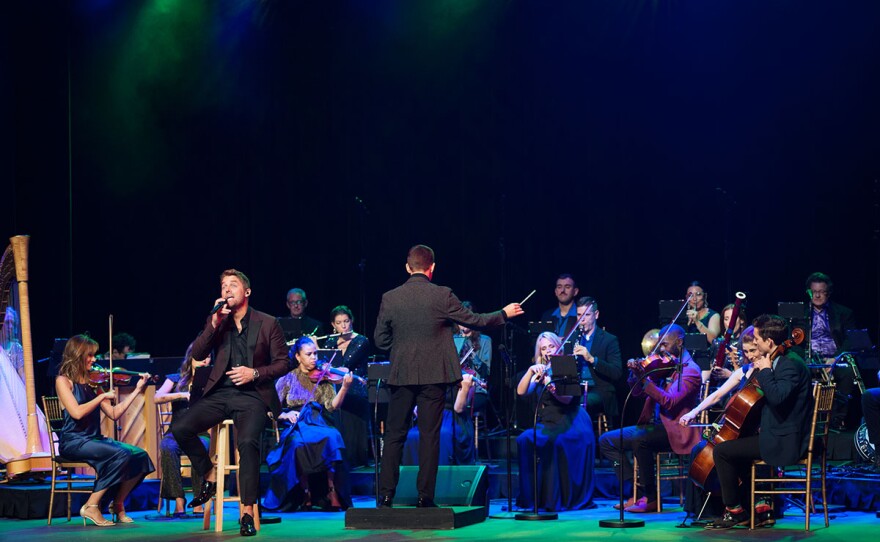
{"left": 189, "top": 481, "right": 217, "bottom": 508}
{"left": 704, "top": 508, "right": 749, "bottom": 530}
{"left": 239, "top": 513, "right": 256, "bottom": 536}
{"left": 754, "top": 510, "right": 775, "bottom": 528}
{"left": 416, "top": 497, "right": 438, "bottom": 508}
{"left": 377, "top": 496, "right": 393, "bottom": 509}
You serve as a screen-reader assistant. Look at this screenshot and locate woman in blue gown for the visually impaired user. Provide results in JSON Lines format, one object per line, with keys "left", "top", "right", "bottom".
{"left": 55, "top": 335, "right": 155, "bottom": 526}
{"left": 402, "top": 373, "right": 477, "bottom": 466}
{"left": 516, "top": 332, "right": 595, "bottom": 512}
{"left": 264, "top": 337, "right": 353, "bottom": 511}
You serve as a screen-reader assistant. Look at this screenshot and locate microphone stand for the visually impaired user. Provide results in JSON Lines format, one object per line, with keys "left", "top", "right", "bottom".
{"left": 489, "top": 345, "right": 517, "bottom": 519}
{"left": 515, "top": 374, "right": 567, "bottom": 521}
{"left": 598, "top": 366, "right": 673, "bottom": 529}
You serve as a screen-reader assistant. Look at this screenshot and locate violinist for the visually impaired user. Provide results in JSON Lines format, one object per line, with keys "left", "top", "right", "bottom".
{"left": 597, "top": 324, "right": 701, "bottom": 513}
{"left": 402, "top": 373, "right": 478, "bottom": 466}
{"left": 454, "top": 300, "right": 492, "bottom": 414}
{"left": 706, "top": 315, "right": 811, "bottom": 530}
{"left": 680, "top": 326, "right": 760, "bottom": 426}
{"left": 515, "top": 332, "right": 595, "bottom": 512}
{"left": 571, "top": 296, "right": 624, "bottom": 428}
{"left": 154, "top": 343, "right": 211, "bottom": 516}
{"left": 264, "top": 337, "right": 352, "bottom": 512}
{"left": 55, "top": 335, "right": 155, "bottom": 527}
{"left": 323, "top": 305, "right": 372, "bottom": 469}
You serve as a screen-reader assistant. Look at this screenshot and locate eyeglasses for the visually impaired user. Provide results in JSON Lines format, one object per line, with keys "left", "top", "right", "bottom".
{"left": 287, "top": 300, "right": 305, "bottom": 306}
{"left": 811, "top": 290, "right": 828, "bottom": 296}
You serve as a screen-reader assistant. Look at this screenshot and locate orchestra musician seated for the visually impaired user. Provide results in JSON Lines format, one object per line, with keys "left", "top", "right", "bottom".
{"left": 55, "top": 334, "right": 155, "bottom": 526}
{"left": 705, "top": 315, "right": 811, "bottom": 530}
{"left": 598, "top": 324, "right": 701, "bottom": 513}
{"left": 402, "top": 373, "right": 478, "bottom": 466}
{"left": 516, "top": 332, "right": 595, "bottom": 512}
{"left": 264, "top": 337, "right": 353, "bottom": 512}
{"left": 571, "top": 296, "right": 624, "bottom": 429}
{"left": 707, "top": 304, "right": 748, "bottom": 383}
{"left": 153, "top": 343, "right": 211, "bottom": 516}
{"left": 322, "top": 305, "right": 372, "bottom": 469}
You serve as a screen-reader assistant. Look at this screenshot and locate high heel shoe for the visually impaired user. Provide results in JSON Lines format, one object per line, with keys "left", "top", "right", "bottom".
{"left": 109, "top": 501, "right": 134, "bottom": 523}
{"left": 325, "top": 487, "right": 343, "bottom": 512}
{"left": 79, "top": 504, "right": 114, "bottom": 527}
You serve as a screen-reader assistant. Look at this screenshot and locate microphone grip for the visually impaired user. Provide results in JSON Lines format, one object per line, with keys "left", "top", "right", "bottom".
{"left": 210, "top": 299, "right": 228, "bottom": 315}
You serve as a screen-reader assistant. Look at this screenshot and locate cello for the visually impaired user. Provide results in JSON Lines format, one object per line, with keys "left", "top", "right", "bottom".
{"left": 688, "top": 327, "right": 805, "bottom": 490}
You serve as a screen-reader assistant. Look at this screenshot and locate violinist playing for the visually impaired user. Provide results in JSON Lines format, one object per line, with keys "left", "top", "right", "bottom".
{"left": 597, "top": 324, "right": 701, "bottom": 513}
{"left": 55, "top": 334, "right": 155, "bottom": 526}
{"left": 515, "top": 332, "right": 595, "bottom": 512}
{"left": 454, "top": 300, "right": 492, "bottom": 414}
{"left": 264, "top": 337, "right": 353, "bottom": 512}
{"left": 705, "top": 315, "right": 812, "bottom": 530}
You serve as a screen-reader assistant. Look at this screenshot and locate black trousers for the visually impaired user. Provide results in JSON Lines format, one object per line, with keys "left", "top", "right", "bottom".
{"left": 713, "top": 435, "right": 761, "bottom": 508}
{"left": 171, "top": 386, "right": 267, "bottom": 506}
{"left": 379, "top": 383, "right": 447, "bottom": 500}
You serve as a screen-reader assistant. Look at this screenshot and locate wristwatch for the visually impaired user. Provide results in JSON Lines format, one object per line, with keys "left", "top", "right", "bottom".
{"left": 252, "top": 368, "right": 260, "bottom": 381}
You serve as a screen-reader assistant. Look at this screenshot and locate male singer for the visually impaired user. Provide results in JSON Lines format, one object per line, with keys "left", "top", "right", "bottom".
{"left": 171, "top": 269, "right": 289, "bottom": 536}
{"left": 374, "top": 245, "right": 524, "bottom": 507}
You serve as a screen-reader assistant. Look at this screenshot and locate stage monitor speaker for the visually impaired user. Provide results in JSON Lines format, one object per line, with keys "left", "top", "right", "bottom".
{"left": 394, "top": 465, "right": 488, "bottom": 507}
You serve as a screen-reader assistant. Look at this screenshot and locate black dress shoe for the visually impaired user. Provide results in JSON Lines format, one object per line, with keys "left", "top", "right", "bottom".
{"left": 239, "top": 513, "right": 256, "bottom": 536}
{"left": 188, "top": 481, "right": 217, "bottom": 508}
{"left": 377, "top": 496, "right": 393, "bottom": 509}
{"left": 416, "top": 497, "right": 438, "bottom": 508}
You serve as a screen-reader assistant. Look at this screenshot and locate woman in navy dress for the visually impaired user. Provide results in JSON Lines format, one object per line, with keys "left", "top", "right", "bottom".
{"left": 153, "top": 343, "right": 211, "bottom": 516}
{"left": 402, "top": 373, "right": 477, "bottom": 466}
{"left": 264, "top": 337, "right": 353, "bottom": 511}
{"left": 322, "top": 305, "right": 372, "bottom": 468}
{"left": 516, "top": 332, "right": 595, "bottom": 512}
{"left": 55, "top": 335, "right": 155, "bottom": 526}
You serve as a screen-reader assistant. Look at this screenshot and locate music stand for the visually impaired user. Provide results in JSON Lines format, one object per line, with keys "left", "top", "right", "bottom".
{"left": 367, "top": 361, "right": 391, "bottom": 504}
{"left": 659, "top": 300, "right": 688, "bottom": 326}
{"left": 277, "top": 317, "right": 303, "bottom": 342}
{"left": 188, "top": 365, "right": 212, "bottom": 405}
{"left": 316, "top": 349, "right": 342, "bottom": 366}
{"left": 777, "top": 301, "right": 806, "bottom": 321}
{"left": 514, "top": 355, "right": 579, "bottom": 521}
{"left": 528, "top": 320, "right": 555, "bottom": 336}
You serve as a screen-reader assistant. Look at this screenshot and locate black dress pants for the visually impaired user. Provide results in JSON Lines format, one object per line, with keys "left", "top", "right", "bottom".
{"left": 379, "top": 383, "right": 447, "bottom": 500}
{"left": 171, "top": 387, "right": 267, "bottom": 505}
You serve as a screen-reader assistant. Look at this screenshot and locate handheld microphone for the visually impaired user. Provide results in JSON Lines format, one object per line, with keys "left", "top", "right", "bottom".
{"left": 210, "top": 299, "right": 230, "bottom": 315}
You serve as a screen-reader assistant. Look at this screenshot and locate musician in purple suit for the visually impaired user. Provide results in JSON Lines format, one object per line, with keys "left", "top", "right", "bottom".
{"left": 598, "top": 324, "right": 701, "bottom": 513}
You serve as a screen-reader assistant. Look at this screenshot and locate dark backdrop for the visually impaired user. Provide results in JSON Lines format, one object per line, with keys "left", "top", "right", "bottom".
{"left": 5, "top": 1, "right": 879, "bottom": 376}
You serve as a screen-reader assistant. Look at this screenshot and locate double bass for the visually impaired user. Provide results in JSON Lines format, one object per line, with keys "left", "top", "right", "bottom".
{"left": 688, "top": 327, "right": 805, "bottom": 490}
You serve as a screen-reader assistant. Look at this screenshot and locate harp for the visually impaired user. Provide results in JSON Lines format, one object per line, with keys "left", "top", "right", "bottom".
{"left": 0, "top": 235, "right": 52, "bottom": 478}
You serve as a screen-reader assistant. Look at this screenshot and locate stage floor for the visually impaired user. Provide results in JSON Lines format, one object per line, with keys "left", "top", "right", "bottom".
{"left": 0, "top": 497, "right": 876, "bottom": 541}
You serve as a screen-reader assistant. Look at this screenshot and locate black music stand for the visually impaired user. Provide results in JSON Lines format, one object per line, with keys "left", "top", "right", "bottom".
{"left": 514, "top": 355, "right": 579, "bottom": 521}
{"left": 367, "top": 361, "right": 391, "bottom": 504}
{"left": 659, "top": 299, "right": 688, "bottom": 327}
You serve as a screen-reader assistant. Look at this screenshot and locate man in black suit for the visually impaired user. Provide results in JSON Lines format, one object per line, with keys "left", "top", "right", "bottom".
{"left": 172, "top": 269, "right": 290, "bottom": 536}
{"left": 571, "top": 296, "right": 624, "bottom": 428}
{"left": 804, "top": 272, "right": 857, "bottom": 429}
{"left": 707, "top": 314, "right": 812, "bottom": 530}
{"left": 374, "top": 245, "right": 524, "bottom": 507}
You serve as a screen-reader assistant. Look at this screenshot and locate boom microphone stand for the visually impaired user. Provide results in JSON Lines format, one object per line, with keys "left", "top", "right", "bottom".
{"left": 489, "top": 344, "right": 517, "bottom": 519}
{"left": 598, "top": 366, "right": 674, "bottom": 529}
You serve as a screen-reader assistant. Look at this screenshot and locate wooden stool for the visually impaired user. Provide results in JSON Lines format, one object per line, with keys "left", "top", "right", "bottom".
{"left": 202, "top": 419, "right": 260, "bottom": 533}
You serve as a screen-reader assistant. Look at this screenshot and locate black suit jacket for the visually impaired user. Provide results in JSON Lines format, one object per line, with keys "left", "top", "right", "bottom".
{"left": 755, "top": 353, "right": 812, "bottom": 467}
{"left": 191, "top": 308, "right": 291, "bottom": 417}
{"left": 581, "top": 328, "right": 624, "bottom": 419}
{"left": 374, "top": 274, "right": 506, "bottom": 386}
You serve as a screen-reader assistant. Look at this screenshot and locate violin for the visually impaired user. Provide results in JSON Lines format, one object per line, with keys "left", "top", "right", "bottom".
{"left": 460, "top": 370, "right": 488, "bottom": 389}
{"left": 308, "top": 363, "right": 366, "bottom": 385}
{"left": 629, "top": 352, "right": 678, "bottom": 379}
{"left": 89, "top": 363, "right": 155, "bottom": 387}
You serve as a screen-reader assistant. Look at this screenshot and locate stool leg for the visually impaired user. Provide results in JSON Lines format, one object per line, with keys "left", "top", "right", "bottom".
{"left": 215, "top": 424, "right": 228, "bottom": 533}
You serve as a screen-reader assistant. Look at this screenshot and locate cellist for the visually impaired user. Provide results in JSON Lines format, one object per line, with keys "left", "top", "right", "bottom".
{"left": 705, "top": 315, "right": 812, "bottom": 530}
